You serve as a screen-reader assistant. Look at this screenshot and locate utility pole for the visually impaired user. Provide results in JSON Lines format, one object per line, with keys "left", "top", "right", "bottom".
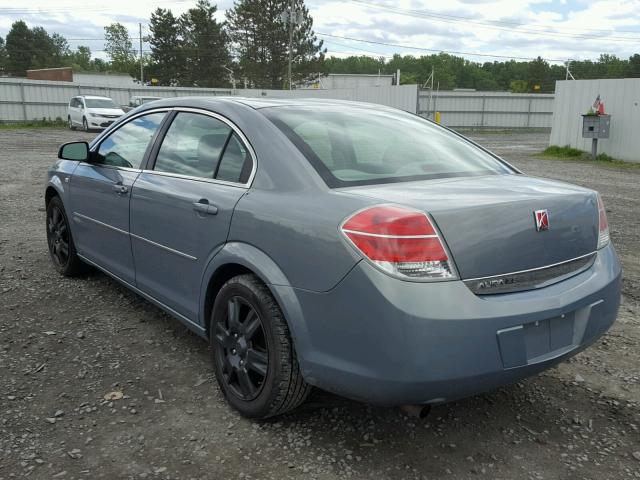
{"left": 139, "top": 23, "right": 144, "bottom": 85}
{"left": 565, "top": 59, "right": 575, "bottom": 80}
{"left": 287, "top": 0, "right": 294, "bottom": 90}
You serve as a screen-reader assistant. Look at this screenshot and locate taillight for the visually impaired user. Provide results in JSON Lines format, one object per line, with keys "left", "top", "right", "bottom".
{"left": 340, "top": 205, "right": 456, "bottom": 279}
{"left": 597, "top": 194, "right": 610, "bottom": 249}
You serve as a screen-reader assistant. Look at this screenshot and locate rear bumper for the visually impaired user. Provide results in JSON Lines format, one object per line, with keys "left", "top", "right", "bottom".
{"left": 277, "top": 243, "right": 621, "bottom": 406}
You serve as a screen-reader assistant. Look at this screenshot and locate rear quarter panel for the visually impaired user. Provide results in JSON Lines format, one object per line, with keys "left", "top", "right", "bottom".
{"left": 228, "top": 190, "right": 371, "bottom": 292}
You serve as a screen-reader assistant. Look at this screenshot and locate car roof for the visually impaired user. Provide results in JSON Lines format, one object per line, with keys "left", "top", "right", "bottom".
{"left": 142, "top": 96, "right": 400, "bottom": 113}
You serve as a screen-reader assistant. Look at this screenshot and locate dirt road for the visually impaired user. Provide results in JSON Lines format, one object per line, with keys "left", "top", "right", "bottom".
{"left": 1, "top": 128, "right": 638, "bottom": 479}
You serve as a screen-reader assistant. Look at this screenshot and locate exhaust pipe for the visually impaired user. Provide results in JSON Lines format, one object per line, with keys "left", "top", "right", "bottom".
{"left": 400, "top": 404, "right": 431, "bottom": 419}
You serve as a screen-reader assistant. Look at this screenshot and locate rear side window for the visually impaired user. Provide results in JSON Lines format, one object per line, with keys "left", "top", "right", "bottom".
{"left": 263, "top": 106, "right": 514, "bottom": 187}
{"left": 95, "top": 112, "right": 165, "bottom": 169}
{"left": 154, "top": 112, "right": 231, "bottom": 179}
{"left": 215, "top": 133, "right": 252, "bottom": 183}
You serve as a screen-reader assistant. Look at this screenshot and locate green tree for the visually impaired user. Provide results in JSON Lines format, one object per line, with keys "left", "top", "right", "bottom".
{"left": 51, "top": 33, "right": 70, "bottom": 66}
{"left": 148, "top": 7, "right": 184, "bottom": 85}
{"left": 65, "top": 46, "right": 93, "bottom": 71}
{"left": 5, "top": 20, "right": 33, "bottom": 75}
{"left": 179, "top": 0, "right": 230, "bottom": 87}
{"left": 510, "top": 79, "right": 528, "bottom": 93}
{"left": 30, "top": 27, "right": 58, "bottom": 69}
{"left": 226, "top": 0, "right": 325, "bottom": 88}
{"left": 104, "top": 23, "right": 136, "bottom": 73}
{"left": 0, "top": 37, "right": 7, "bottom": 73}
{"left": 629, "top": 54, "right": 640, "bottom": 77}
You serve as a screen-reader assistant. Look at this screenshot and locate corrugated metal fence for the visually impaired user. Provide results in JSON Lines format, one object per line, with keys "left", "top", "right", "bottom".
{"left": 419, "top": 90, "right": 554, "bottom": 128}
{"left": 0, "top": 77, "right": 554, "bottom": 129}
{"left": 0, "top": 77, "right": 233, "bottom": 122}
{"left": 0, "top": 78, "right": 419, "bottom": 121}
{"left": 550, "top": 79, "right": 640, "bottom": 163}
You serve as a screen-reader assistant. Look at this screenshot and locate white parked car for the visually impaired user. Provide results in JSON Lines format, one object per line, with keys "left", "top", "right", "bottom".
{"left": 67, "top": 96, "right": 125, "bottom": 131}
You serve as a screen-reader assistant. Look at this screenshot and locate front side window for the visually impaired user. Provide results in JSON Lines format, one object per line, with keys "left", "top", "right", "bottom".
{"left": 95, "top": 112, "right": 165, "bottom": 169}
{"left": 263, "top": 106, "right": 514, "bottom": 187}
{"left": 154, "top": 112, "right": 231, "bottom": 179}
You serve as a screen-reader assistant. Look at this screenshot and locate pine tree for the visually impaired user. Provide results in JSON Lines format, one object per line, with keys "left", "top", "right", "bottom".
{"left": 226, "top": 0, "right": 325, "bottom": 89}
{"left": 149, "top": 7, "right": 183, "bottom": 85}
{"left": 0, "top": 37, "right": 7, "bottom": 74}
{"left": 5, "top": 21, "right": 33, "bottom": 75}
{"left": 179, "top": 0, "right": 230, "bottom": 87}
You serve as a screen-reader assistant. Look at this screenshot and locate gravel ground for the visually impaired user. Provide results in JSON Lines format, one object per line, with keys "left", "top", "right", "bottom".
{"left": 1, "top": 128, "right": 638, "bottom": 480}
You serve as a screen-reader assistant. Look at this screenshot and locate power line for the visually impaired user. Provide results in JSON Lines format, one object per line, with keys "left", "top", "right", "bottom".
{"left": 346, "top": 0, "right": 640, "bottom": 43}
{"left": 315, "top": 31, "right": 568, "bottom": 62}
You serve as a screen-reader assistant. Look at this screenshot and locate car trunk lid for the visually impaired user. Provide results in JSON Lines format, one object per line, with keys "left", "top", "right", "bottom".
{"left": 338, "top": 174, "right": 599, "bottom": 281}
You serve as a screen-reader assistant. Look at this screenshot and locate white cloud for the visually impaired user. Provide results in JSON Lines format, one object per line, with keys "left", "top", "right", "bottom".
{"left": 0, "top": 0, "right": 638, "bottom": 64}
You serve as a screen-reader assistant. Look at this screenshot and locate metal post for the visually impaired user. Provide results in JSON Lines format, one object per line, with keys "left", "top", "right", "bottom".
{"left": 139, "top": 23, "right": 144, "bottom": 85}
{"left": 592, "top": 138, "right": 598, "bottom": 160}
{"left": 19, "top": 82, "right": 27, "bottom": 121}
{"left": 526, "top": 97, "right": 532, "bottom": 128}
{"left": 287, "top": 0, "right": 294, "bottom": 90}
{"left": 480, "top": 95, "right": 486, "bottom": 127}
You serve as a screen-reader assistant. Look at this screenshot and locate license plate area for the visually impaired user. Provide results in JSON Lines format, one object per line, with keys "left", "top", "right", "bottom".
{"left": 497, "top": 312, "right": 576, "bottom": 369}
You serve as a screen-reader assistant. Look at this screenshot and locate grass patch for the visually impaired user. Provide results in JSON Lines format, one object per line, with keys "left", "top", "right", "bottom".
{"left": 540, "top": 145, "right": 640, "bottom": 169}
{"left": 0, "top": 119, "right": 67, "bottom": 130}
{"left": 542, "top": 145, "right": 583, "bottom": 158}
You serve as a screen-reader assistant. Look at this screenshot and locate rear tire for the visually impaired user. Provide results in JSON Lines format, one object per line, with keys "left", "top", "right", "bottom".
{"left": 210, "top": 274, "right": 311, "bottom": 419}
{"left": 46, "top": 196, "right": 86, "bottom": 277}
{"left": 68, "top": 116, "right": 75, "bottom": 130}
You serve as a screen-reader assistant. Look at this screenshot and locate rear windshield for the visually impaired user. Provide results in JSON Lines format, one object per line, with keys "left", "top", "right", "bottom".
{"left": 85, "top": 98, "right": 119, "bottom": 109}
{"left": 262, "top": 105, "right": 514, "bottom": 187}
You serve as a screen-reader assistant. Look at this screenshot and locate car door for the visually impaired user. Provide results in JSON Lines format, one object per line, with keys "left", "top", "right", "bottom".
{"left": 129, "top": 109, "right": 254, "bottom": 322}
{"left": 69, "top": 111, "right": 168, "bottom": 284}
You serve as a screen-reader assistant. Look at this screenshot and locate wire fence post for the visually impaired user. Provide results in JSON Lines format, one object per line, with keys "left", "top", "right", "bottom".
{"left": 19, "top": 83, "right": 27, "bottom": 121}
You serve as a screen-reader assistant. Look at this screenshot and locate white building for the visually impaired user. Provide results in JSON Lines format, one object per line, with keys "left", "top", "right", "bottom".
{"left": 306, "top": 73, "right": 395, "bottom": 90}
{"left": 550, "top": 78, "right": 640, "bottom": 163}
{"left": 73, "top": 72, "right": 138, "bottom": 87}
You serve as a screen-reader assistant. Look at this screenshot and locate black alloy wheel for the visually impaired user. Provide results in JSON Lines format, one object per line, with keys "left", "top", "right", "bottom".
{"left": 214, "top": 295, "right": 269, "bottom": 401}
{"left": 45, "top": 196, "right": 86, "bottom": 277}
{"left": 210, "top": 274, "right": 311, "bottom": 418}
{"left": 47, "top": 202, "right": 70, "bottom": 268}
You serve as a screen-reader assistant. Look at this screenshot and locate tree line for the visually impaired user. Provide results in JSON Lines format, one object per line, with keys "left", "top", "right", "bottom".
{"left": 1, "top": 0, "right": 639, "bottom": 92}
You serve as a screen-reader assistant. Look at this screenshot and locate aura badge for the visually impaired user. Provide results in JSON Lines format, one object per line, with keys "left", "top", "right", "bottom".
{"left": 534, "top": 209, "right": 549, "bottom": 231}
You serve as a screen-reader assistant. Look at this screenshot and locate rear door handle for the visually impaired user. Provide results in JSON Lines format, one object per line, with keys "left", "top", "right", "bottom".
{"left": 193, "top": 200, "right": 218, "bottom": 215}
{"left": 113, "top": 184, "right": 128, "bottom": 194}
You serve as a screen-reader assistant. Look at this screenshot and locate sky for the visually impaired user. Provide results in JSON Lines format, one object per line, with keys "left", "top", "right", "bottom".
{"left": 0, "top": 0, "right": 639, "bottom": 66}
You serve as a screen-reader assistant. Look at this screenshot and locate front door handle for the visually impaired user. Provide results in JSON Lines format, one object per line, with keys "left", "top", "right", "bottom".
{"left": 113, "top": 184, "right": 128, "bottom": 194}
{"left": 193, "top": 200, "right": 218, "bottom": 215}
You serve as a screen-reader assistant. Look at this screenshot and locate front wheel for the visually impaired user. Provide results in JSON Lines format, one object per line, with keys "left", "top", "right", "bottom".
{"left": 82, "top": 117, "right": 89, "bottom": 132}
{"left": 210, "top": 274, "right": 311, "bottom": 418}
{"left": 46, "top": 196, "right": 86, "bottom": 276}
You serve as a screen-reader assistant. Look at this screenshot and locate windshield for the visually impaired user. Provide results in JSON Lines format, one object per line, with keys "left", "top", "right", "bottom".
{"left": 263, "top": 105, "right": 514, "bottom": 187}
{"left": 85, "top": 98, "right": 119, "bottom": 109}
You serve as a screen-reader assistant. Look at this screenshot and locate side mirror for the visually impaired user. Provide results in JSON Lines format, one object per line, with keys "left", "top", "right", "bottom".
{"left": 58, "top": 141, "right": 89, "bottom": 161}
